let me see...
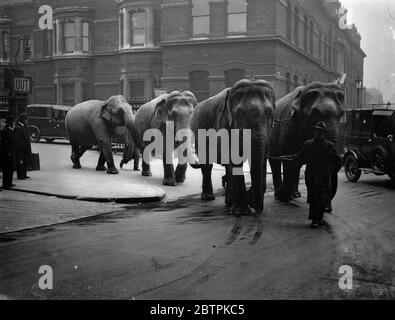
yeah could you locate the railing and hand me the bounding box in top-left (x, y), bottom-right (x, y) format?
top-left (346, 103), bottom-right (395, 110)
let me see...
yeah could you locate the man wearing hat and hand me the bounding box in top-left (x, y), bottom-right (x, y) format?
top-left (282, 121), bottom-right (342, 228)
top-left (1, 116), bottom-right (16, 188)
top-left (14, 113), bottom-right (32, 179)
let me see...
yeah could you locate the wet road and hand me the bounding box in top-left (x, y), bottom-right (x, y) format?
top-left (0, 174), bottom-right (394, 299)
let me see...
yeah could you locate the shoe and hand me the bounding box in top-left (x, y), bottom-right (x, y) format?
top-left (3, 184), bottom-right (16, 189)
top-left (17, 177), bottom-right (26, 180)
top-left (318, 219), bottom-right (328, 226)
top-left (310, 221), bottom-right (319, 229)
top-left (24, 176), bottom-right (31, 179)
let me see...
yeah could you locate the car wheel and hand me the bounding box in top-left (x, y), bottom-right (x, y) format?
top-left (45, 138), bottom-right (54, 143)
top-left (344, 155), bottom-right (361, 182)
top-left (371, 146), bottom-right (389, 172)
top-left (29, 127), bottom-right (41, 143)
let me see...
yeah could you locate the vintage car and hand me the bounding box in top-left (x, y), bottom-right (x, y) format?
top-left (27, 104), bottom-right (72, 143)
top-left (342, 106), bottom-right (395, 182)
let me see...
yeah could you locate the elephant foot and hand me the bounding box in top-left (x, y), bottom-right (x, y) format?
top-left (142, 170), bottom-right (152, 177)
top-left (107, 167), bottom-right (119, 174)
top-left (163, 178), bottom-right (176, 186)
top-left (231, 204), bottom-right (251, 216)
top-left (96, 165), bottom-right (107, 172)
top-left (120, 160), bottom-right (126, 169)
top-left (175, 173), bottom-right (186, 183)
top-left (71, 155), bottom-right (81, 169)
top-left (292, 191), bottom-right (302, 199)
top-left (201, 192), bottom-right (215, 201)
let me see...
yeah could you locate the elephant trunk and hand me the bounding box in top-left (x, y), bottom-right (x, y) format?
top-left (250, 129), bottom-right (267, 214)
top-left (125, 113), bottom-right (143, 151)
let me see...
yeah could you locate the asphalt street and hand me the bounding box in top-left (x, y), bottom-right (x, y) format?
top-left (0, 171), bottom-right (394, 299)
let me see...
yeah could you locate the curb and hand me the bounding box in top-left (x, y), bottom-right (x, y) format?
top-left (5, 188), bottom-right (166, 204)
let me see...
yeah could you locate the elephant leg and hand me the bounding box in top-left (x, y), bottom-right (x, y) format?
top-left (175, 163), bottom-right (187, 183)
top-left (224, 165), bottom-right (232, 207)
top-left (96, 152), bottom-right (107, 171)
top-left (133, 151), bottom-right (140, 171)
top-left (163, 162), bottom-right (176, 186)
top-left (230, 164), bottom-right (250, 216)
top-left (276, 161), bottom-right (296, 203)
top-left (142, 159), bottom-right (152, 176)
top-left (71, 143), bottom-right (82, 169)
top-left (269, 158), bottom-right (282, 200)
top-left (201, 164), bottom-right (215, 201)
top-left (97, 139), bottom-right (118, 174)
top-left (292, 167), bottom-right (302, 198)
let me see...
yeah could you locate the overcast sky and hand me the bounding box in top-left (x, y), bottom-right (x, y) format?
top-left (341, 0), bottom-right (395, 100)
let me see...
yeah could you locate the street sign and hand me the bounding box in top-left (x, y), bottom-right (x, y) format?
top-left (13, 77), bottom-right (31, 93)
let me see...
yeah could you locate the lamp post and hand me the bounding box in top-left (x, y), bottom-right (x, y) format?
top-left (355, 78), bottom-right (362, 109)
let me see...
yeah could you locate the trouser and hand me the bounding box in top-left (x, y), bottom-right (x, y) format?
top-left (2, 165), bottom-right (14, 188)
top-left (16, 156), bottom-right (27, 178)
top-left (309, 202), bottom-right (324, 222)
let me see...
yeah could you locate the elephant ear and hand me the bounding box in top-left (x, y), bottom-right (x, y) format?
top-left (290, 86), bottom-right (304, 123)
top-left (100, 97), bottom-right (114, 123)
top-left (216, 89), bottom-right (232, 129)
top-left (152, 98), bottom-right (169, 128)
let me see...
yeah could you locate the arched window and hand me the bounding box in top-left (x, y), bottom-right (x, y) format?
top-left (225, 69), bottom-right (245, 87)
top-left (192, 0), bottom-right (210, 37)
top-left (189, 70), bottom-right (209, 102)
top-left (131, 10), bottom-right (147, 46)
top-left (286, 1), bottom-right (292, 41)
top-left (285, 73), bottom-right (291, 94)
top-left (294, 7), bottom-right (299, 46)
top-left (228, 0), bottom-right (247, 34)
top-left (303, 16), bottom-right (308, 51)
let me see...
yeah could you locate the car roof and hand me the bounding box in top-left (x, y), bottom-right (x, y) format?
top-left (27, 104), bottom-right (72, 111)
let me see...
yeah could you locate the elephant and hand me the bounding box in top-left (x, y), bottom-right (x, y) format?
top-left (269, 82), bottom-right (345, 203)
top-left (119, 126), bottom-right (141, 171)
top-left (134, 91), bottom-right (197, 186)
top-left (190, 79), bottom-right (276, 215)
top-left (65, 95), bottom-right (139, 174)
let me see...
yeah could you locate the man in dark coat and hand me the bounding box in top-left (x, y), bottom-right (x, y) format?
top-left (285, 121), bottom-right (342, 228)
top-left (1, 116), bottom-right (16, 189)
top-left (14, 113), bottom-right (32, 179)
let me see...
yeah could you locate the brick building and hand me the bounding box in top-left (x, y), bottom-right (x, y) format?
top-left (0, 0), bottom-right (365, 115)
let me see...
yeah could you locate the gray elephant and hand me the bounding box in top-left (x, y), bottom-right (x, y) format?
top-left (134, 91), bottom-right (197, 186)
top-left (190, 79), bottom-right (276, 215)
top-left (269, 82), bottom-right (345, 203)
top-left (65, 95), bottom-right (139, 174)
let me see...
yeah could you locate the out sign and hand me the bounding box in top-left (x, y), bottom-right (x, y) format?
top-left (14, 77), bottom-right (31, 93)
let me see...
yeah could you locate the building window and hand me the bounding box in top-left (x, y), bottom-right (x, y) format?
top-left (23, 37), bottom-right (32, 60)
top-left (82, 84), bottom-right (91, 101)
top-left (303, 79), bottom-right (307, 86)
top-left (294, 7), bottom-right (299, 45)
top-left (2, 31), bottom-right (9, 61)
top-left (228, 0), bottom-right (247, 34)
top-left (303, 16), bottom-right (308, 51)
top-left (225, 69), bottom-right (245, 87)
top-left (318, 32), bottom-right (322, 61)
top-left (129, 80), bottom-right (145, 99)
top-left (293, 75), bottom-right (299, 89)
top-left (189, 70), bottom-right (209, 102)
top-left (82, 22), bottom-right (90, 52)
top-left (119, 13), bottom-right (124, 48)
top-left (309, 21), bottom-right (314, 54)
top-left (192, 0), bottom-right (209, 37)
top-left (64, 21), bottom-right (75, 53)
top-left (62, 83), bottom-right (75, 106)
top-left (43, 30), bottom-right (52, 56)
top-left (285, 73), bottom-right (291, 94)
top-left (286, 1), bottom-right (292, 41)
top-left (131, 11), bottom-right (147, 46)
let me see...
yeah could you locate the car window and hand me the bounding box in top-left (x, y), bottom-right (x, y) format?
top-left (53, 109), bottom-right (66, 121)
top-left (28, 107), bottom-right (52, 118)
top-left (373, 116), bottom-right (394, 137)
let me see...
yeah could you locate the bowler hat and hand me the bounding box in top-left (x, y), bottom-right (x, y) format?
top-left (314, 121), bottom-right (327, 131)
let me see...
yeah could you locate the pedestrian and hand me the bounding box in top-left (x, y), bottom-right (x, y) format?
top-left (282, 121), bottom-right (343, 228)
top-left (14, 113), bottom-right (32, 180)
top-left (1, 116), bottom-right (16, 189)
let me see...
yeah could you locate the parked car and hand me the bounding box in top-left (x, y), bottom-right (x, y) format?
top-left (342, 106), bottom-right (395, 182)
top-left (27, 104), bottom-right (72, 143)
